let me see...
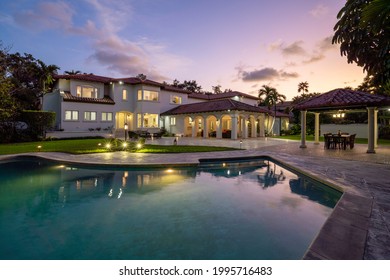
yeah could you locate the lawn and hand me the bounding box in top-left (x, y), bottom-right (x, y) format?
top-left (272, 135), bottom-right (390, 145)
top-left (0, 139), bottom-right (239, 155)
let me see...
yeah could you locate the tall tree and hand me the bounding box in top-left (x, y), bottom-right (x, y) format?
top-left (38, 60), bottom-right (60, 109)
top-left (258, 85), bottom-right (286, 134)
top-left (298, 81), bottom-right (309, 94)
top-left (333, 0), bottom-right (390, 95)
top-left (212, 85), bottom-right (222, 94)
top-left (2, 51), bottom-right (59, 110)
top-left (170, 79), bottom-right (202, 93)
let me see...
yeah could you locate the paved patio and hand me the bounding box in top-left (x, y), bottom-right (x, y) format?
top-left (1, 137), bottom-right (390, 259)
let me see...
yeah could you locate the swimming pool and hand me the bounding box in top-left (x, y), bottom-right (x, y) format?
top-left (0, 157), bottom-right (341, 260)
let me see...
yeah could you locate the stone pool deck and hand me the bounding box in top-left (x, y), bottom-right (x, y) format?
top-left (1, 137), bottom-right (389, 260)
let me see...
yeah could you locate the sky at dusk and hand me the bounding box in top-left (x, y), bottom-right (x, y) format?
top-left (1, 0), bottom-right (366, 100)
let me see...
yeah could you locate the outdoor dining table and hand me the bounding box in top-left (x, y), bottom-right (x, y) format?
top-left (324, 134), bottom-right (352, 150)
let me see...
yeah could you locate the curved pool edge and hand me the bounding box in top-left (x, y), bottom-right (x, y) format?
top-left (0, 152), bottom-right (371, 260)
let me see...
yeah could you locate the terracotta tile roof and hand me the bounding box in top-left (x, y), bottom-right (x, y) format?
top-left (62, 92), bottom-right (115, 105)
top-left (54, 74), bottom-right (112, 83)
top-left (188, 91), bottom-right (258, 100)
top-left (112, 77), bottom-right (163, 87)
top-left (295, 88), bottom-right (390, 110)
top-left (161, 99), bottom-right (268, 116)
top-left (54, 74), bottom-right (189, 93)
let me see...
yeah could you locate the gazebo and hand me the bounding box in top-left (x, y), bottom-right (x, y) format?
top-left (294, 89), bottom-right (390, 153)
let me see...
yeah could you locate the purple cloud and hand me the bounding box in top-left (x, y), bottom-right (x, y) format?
top-left (238, 67), bottom-right (299, 82)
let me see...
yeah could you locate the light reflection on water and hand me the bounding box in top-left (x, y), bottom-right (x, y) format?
top-left (0, 158), bottom-right (341, 260)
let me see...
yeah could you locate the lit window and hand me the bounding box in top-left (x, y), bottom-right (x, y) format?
top-left (144, 113), bottom-right (158, 127)
top-left (65, 110), bottom-right (78, 121)
top-left (122, 89), bottom-right (127, 100)
top-left (144, 90), bottom-right (158, 101)
top-left (138, 90), bottom-right (159, 101)
top-left (102, 112), bottom-right (113, 121)
top-left (170, 117), bottom-right (176, 125)
top-left (137, 113), bottom-right (159, 128)
top-left (84, 111), bottom-right (97, 121)
top-left (76, 85), bottom-right (98, 98)
top-left (170, 95), bottom-right (182, 104)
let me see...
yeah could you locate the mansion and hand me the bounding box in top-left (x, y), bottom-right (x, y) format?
top-left (43, 74), bottom-right (290, 139)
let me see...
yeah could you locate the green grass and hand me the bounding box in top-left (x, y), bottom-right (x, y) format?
top-left (137, 145), bottom-right (238, 153)
top-left (272, 135), bottom-right (390, 145)
top-left (0, 139), bottom-right (238, 155)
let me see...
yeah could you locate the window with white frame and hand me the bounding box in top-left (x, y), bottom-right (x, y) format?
top-left (137, 90), bottom-right (159, 101)
top-left (76, 85), bottom-right (98, 98)
top-left (84, 111), bottom-right (97, 121)
top-left (122, 89), bottom-right (127, 100)
top-left (137, 113), bottom-right (159, 128)
top-left (170, 117), bottom-right (176, 125)
top-left (170, 95), bottom-right (182, 104)
top-left (101, 112), bottom-right (113, 122)
top-left (65, 110), bottom-right (79, 121)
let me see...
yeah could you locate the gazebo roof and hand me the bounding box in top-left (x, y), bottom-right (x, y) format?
top-left (294, 88), bottom-right (390, 111)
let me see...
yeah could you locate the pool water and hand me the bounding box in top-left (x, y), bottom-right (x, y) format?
top-left (0, 157), bottom-right (341, 260)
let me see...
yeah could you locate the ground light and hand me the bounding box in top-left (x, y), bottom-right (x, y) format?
top-left (124, 123), bottom-right (128, 141)
top-left (136, 143), bottom-right (142, 149)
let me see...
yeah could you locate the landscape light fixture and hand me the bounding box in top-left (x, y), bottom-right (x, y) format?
top-left (124, 123), bottom-right (128, 141)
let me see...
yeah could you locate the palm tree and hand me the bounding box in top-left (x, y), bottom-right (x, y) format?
top-left (258, 85), bottom-right (286, 134)
top-left (38, 60), bottom-right (60, 110)
top-left (64, 70), bottom-right (81, 75)
top-left (298, 81), bottom-right (309, 94)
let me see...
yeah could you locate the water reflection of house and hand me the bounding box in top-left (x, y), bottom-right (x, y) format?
top-left (198, 159), bottom-right (267, 178)
top-left (57, 166), bottom-right (197, 204)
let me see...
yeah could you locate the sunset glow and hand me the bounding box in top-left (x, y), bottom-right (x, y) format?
top-left (0, 0), bottom-right (365, 100)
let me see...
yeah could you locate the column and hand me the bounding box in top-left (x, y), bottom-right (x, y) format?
top-left (231, 115), bottom-right (238, 140)
top-left (314, 112), bottom-right (320, 145)
top-left (191, 118), bottom-right (197, 138)
top-left (367, 107), bottom-right (376, 153)
top-left (243, 119), bottom-right (248, 139)
top-left (259, 115), bottom-right (265, 137)
top-left (300, 110), bottom-right (307, 148)
top-left (203, 116), bottom-right (208, 138)
top-left (216, 118), bottom-right (222, 139)
top-left (251, 118), bottom-right (256, 138)
top-left (374, 109), bottom-right (378, 148)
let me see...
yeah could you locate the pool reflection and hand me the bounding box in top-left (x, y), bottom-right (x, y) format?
top-left (0, 157), bottom-right (342, 260)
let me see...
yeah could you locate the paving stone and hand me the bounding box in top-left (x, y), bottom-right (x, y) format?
top-left (1, 138), bottom-right (390, 259)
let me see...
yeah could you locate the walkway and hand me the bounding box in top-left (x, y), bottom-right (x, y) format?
top-left (1, 137), bottom-right (390, 259)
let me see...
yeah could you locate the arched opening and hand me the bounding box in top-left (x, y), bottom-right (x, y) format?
top-left (206, 115), bottom-right (218, 137)
top-left (221, 115), bottom-right (232, 138)
top-left (184, 116), bottom-right (193, 137)
top-left (194, 116), bottom-right (204, 137)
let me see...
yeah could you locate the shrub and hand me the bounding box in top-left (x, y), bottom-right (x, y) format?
top-left (379, 125), bottom-right (390, 139)
top-left (19, 110), bottom-right (55, 141)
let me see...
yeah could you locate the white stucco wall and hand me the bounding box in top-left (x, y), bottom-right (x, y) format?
top-left (320, 124), bottom-right (376, 138)
top-left (60, 102), bottom-right (115, 131)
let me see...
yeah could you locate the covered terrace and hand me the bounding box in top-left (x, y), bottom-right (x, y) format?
top-left (294, 89), bottom-right (390, 153)
top-left (161, 99), bottom-right (270, 140)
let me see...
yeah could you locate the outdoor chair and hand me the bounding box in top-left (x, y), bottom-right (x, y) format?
top-left (323, 133), bottom-right (333, 149)
top-left (152, 130), bottom-right (164, 138)
top-left (347, 134), bottom-right (356, 149)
